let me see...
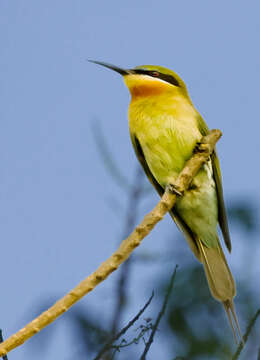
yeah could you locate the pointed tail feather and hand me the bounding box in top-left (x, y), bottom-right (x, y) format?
top-left (223, 300), bottom-right (244, 345)
top-left (197, 238), bottom-right (243, 343)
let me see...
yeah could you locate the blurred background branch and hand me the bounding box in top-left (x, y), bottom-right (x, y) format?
top-left (95, 291), bottom-right (154, 360)
top-left (232, 309), bottom-right (260, 360)
top-left (110, 166), bottom-right (145, 337)
top-left (140, 266), bottom-right (177, 360)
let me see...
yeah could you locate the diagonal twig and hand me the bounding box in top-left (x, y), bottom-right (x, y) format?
top-left (0, 129), bottom-right (222, 358)
top-left (232, 309), bottom-right (260, 360)
top-left (94, 291), bottom-right (154, 360)
top-left (140, 266), bottom-right (178, 359)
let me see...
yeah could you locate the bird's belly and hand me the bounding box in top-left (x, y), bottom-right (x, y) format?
top-left (138, 117), bottom-right (202, 187)
top-left (176, 161), bottom-right (218, 246)
top-left (137, 119), bottom-right (218, 246)
top-left (129, 98), bottom-right (219, 247)
top-left (143, 141), bottom-right (184, 186)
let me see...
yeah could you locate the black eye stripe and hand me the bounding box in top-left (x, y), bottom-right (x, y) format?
top-left (133, 69), bottom-right (179, 87)
top-left (156, 73), bottom-right (179, 87)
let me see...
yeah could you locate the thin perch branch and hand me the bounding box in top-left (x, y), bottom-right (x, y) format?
top-left (0, 129), bottom-right (222, 357)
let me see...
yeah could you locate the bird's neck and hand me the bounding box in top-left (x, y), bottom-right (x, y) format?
top-left (129, 91), bottom-right (193, 114)
top-left (129, 83), bottom-right (174, 99)
top-left (124, 74), bottom-right (180, 100)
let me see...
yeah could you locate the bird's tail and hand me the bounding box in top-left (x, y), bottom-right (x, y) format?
top-left (197, 238), bottom-right (243, 344)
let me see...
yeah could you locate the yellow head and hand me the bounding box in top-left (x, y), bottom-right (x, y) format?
top-left (89, 61), bottom-right (190, 101)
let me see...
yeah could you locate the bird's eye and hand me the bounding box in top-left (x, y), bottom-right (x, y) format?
top-left (151, 71), bottom-right (160, 77)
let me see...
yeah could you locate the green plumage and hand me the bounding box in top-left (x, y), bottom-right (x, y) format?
top-left (129, 92), bottom-right (219, 249)
top-left (91, 60), bottom-right (242, 342)
top-left (126, 64), bottom-right (231, 252)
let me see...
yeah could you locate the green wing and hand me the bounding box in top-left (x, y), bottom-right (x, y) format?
top-left (196, 115), bottom-right (232, 252)
top-left (131, 134), bottom-right (201, 260)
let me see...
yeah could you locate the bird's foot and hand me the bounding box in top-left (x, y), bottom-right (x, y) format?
top-left (166, 183), bottom-right (183, 196)
top-left (194, 141), bottom-right (211, 154)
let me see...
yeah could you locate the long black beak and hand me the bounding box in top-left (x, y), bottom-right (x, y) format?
top-left (88, 60), bottom-right (131, 76)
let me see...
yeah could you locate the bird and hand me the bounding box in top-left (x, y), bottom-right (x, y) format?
top-left (89, 60), bottom-right (243, 343)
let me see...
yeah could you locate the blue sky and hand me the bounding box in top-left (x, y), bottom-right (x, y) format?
top-left (1, 1), bottom-right (260, 359)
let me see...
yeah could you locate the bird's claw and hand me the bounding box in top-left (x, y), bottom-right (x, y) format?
top-left (194, 141), bottom-right (211, 153)
top-left (167, 184), bottom-right (183, 196)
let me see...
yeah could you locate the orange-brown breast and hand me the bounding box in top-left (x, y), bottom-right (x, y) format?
top-left (124, 74), bottom-right (173, 100)
top-left (130, 81), bottom-right (170, 98)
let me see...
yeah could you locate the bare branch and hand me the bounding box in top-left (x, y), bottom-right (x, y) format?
top-left (140, 266), bottom-right (178, 359)
top-left (232, 309), bottom-right (260, 360)
top-left (94, 292), bottom-right (154, 360)
top-left (0, 129), bottom-right (221, 358)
